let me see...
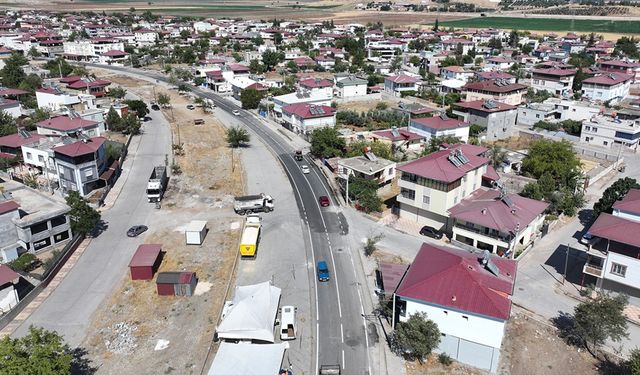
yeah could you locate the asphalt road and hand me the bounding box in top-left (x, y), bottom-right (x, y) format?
top-left (11, 97), bottom-right (171, 346)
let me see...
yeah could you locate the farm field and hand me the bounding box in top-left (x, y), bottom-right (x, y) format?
top-left (439, 16), bottom-right (640, 34)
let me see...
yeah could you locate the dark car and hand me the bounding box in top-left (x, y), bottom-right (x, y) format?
top-left (317, 260), bottom-right (330, 282)
top-left (151, 104), bottom-right (160, 111)
top-left (319, 196), bottom-right (330, 207)
top-left (127, 225), bottom-right (148, 237)
top-left (419, 225), bottom-right (443, 239)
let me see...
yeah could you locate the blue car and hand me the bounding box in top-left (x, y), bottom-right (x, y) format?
top-left (317, 260), bottom-right (330, 282)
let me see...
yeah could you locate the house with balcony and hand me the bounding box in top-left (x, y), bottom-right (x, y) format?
top-left (65, 77), bottom-right (111, 98)
top-left (98, 50), bottom-right (129, 66)
top-left (371, 127), bottom-right (425, 152)
top-left (409, 113), bottom-right (470, 143)
top-left (393, 243), bottom-right (516, 373)
top-left (447, 188), bottom-right (548, 258)
top-left (384, 75), bottom-right (419, 97)
top-left (396, 144), bottom-right (489, 229)
top-left (36, 115), bottom-right (103, 138)
top-left (0, 131), bottom-right (43, 160)
top-left (336, 152), bottom-right (396, 191)
top-left (453, 100), bottom-right (517, 141)
top-left (580, 115), bottom-right (640, 151)
top-left (597, 59), bottom-right (640, 83)
top-left (461, 80), bottom-right (528, 106)
top-left (299, 78), bottom-right (333, 97)
top-left (53, 137), bottom-right (108, 197)
top-left (281, 103), bottom-right (336, 135)
top-left (531, 68), bottom-right (576, 97)
top-left (581, 73), bottom-right (632, 104)
top-left (441, 66), bottom-right (474, 83)
top-left (583, 189), bottom-right (640, 293)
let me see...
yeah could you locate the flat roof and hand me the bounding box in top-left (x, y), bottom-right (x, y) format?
top-left (339, 155), bottom-right (395, 175)
top-left (129, 244), bottom-right (161, 268)
top-left (1, 180), bottom-right (70, 227)
top-left (185, 220), bottom-right (207, 232)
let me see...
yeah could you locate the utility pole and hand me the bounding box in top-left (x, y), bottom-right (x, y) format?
top-left (345, 173), bottom-right (349, 205)
top-left (563, 243), bottom-right (570, 285)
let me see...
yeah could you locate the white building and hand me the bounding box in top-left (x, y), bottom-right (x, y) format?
top-left (53, 137), bottom-right (108, 197)
top-left (409, 113), bottom-right (470, 143)
top-left (581, 115), bottom-right (640, 151)
top-left (581, 73), bottom-right (632, 104)
top-left (134, 29), bottom-right (158, 46)
top-left (63, 39), bottom-right (125, 59)
top-left (516, 98), bottom-right (601, 127)
top-left (281, 103), bottom-right (336, 135)
top-left (0, 264), bottom-right (19, 313)
top-left (394, 243), bottom-right (516, 373)
top-left (335, 76), bottom-right (368, 98)
top-left (530, 68), bottom-right (576, 97)
top-left (337, 153), bottom-right (396, 188)
top-left (272, 90), bottom-right (333, 116)
top-left (0, 97), bottom-right (21, 118)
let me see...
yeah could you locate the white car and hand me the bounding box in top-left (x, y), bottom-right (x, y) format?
top-left (301, 165), bottom-right (310, 174)
top-left (232, 109), bottom-right (240, 116)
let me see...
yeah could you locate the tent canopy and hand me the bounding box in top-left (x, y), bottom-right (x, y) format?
top-left (216, 281), bottom-right (281, 342)
top-left (208, 342), bottom-right (288, 375)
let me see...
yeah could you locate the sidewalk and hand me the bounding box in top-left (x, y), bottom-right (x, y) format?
top-left (100, 134), bottom-right (142, 211)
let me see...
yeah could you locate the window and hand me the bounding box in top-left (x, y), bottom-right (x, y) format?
top-left (422, 195), bottom-right (430, 205)
top-left (38, 155), bottom-right (44, 163)
top-left (603, 141), bottom-right (608, 146)
top-left (592, 127), bottom-right (598, 133)
top-left (400, 188), bottom-right (415, 200)
top-left (54, 230), bottom-right (70, 243)
top-left (30, 221), bottom-right (49, 235)
top-left (611, 263), bottom-right (627, 277)
top-left (585, 126), bottom-right (590, 131)
top-left (26, 152), bottom-right (32, 160)
top-left (51, 215), bottom-right (67, 227)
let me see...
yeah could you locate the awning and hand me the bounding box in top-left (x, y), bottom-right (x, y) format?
top-left (208, 342), bottom-right (288, 375)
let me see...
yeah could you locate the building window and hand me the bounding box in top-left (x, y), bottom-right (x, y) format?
top-left (54, 230), bottom-right (70, 243)
top-left (400, 188), bottom-right (415, 200)
top-left (30, 221), bottom-right (49, 235)
top-left (26, 152), bottom-right (32, 159)
top-left (611, 263), bottom-right (627, 277)
top-left (38, 155), bottom-right (44, 163)
top-left (592, 127), bottom-right (598, 133)
top-left (585, 126), bottom-right (590, 131)
top-left (33, 237), bottom-right (51, 251)
top-left (422, 195), bottom-right (430, 206)
top-left (603, 141), bottom-right (608, 146)
top-left (51, 215), bottom-right (67, 227)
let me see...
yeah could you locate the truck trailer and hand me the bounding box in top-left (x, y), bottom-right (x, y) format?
top-left (233, 193), bottom-right (274, 215)
top-left (147, 166), bottom-right (168, 202)
top-left (239, 214), bottom-right (261, 258)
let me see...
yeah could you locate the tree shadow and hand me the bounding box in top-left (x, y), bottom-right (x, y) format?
top-left (551, 311), bottom-right (582, 347)
top-left (597, 356), bottom-right (629, 375)
top-left (71, 347), bottom-right (98, 375)
top-left (578, 208), bottom-right (594, 227)
top-left (90, 220), bottom-right (109, 238)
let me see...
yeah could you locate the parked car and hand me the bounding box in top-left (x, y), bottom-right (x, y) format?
top-left (319, 196), bottom-right (330, 207)
top-left (232, 109), bottom-right (240, 116)
top-left (317, 260), bottom-right (330, 282)
top-left (419, 225), bottom-right (443, 239)
top-left (151, 104), bottom-right (160, 111)
top-left (127, 225), bottom-right (148, 237)
top-left (301, 165), bottom-right (310, 174)
top-left (186, 104), bottom-right (195, 110)
top-left (580, 232), bottom-right (596, 245)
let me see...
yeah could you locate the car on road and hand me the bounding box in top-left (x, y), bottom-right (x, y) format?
top-left (186, 104), bottom-right (195, 110)
top-left (127, 225), bottom-right (148, 237)
top-left (232, 109), bottom-right (240, 116)
top-left (318, 196), bottom-right (330, 207)
top-left (301, 165), bottom-right (310, 174)
top-left (419, 225), bottom-right (443, 239)
top-left (317, 260), bottom-right (330, 282)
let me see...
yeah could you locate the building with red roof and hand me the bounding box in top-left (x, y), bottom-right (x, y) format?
top-left (462, 80), bottom-right (528, 106)
top-left (384, 74), bottom-right (420, 97)
top-left (299, 78), bottom-right (333, 97)
top-left (0, 131), bottom-right (42, 159)
top-left (66, 78), bottom-right (111, 97)
top-left (397, 144), bottom-right (489, 229)
top-left (53, 137), bottom-right (108, 196)
top-left (583, 188), bottom-right (640, 291)
top-left (37, 115), bottom-right (101, 137)
top-left (394, 243), bottom-right (516, 373)
top-left (372, 127), bottom-right (425, 152)
top-left (281, 103), bottom-right (336, 135)
top-left (0, 264), bottom-right (20, 312)
top-left (531, 67), bottom-right (577, 97)
top-left (453, 100), bottom-right (518, 141)
top-left (581, 72), bottom-right (631, 104)
top-left (409, 113), bottom-right (470, 142)
top-left (597, 59), bottom-right (640, 83)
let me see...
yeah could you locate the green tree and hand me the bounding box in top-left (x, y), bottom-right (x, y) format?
top-left (393, 312), bottom-right (441, 362)
top-left (423, 135), bottom-right (462, 155)
top-left (273, 32), bottom-right (283, 45)
top-left (521, 182), bottom-right (544, 201)
top-left (615, 36), bottom-right (639, 59)
top-left (107, 86), bottom-right (127, 99)
top-left (593, 177), bottom-right (640, 218)
top-left (310, 127), bottom-right (346, 158)
top-left (572, 68), bottom-right (588, 93)
top-left (122, 113), bottom-right (141, 135)
top-left (286, 60), bottom-right (298, 73)
top-left (226, 126), bottom-right (250, 147)
top-left (628, 349), bottom-right (640, 375)
top-left (44, 57), bottom-right (73, 77)
top-left (488, 145), bottom-right (508, 168)
top-left (521, 139), bottom-right (581, 190)
top-left (157, 93), bottom-right (171, 108)
top-left (240, 88), bottom-right (263, 110)
top-left (409, 55), bottom-right (420, 66)
top-left (508, 30), bottom-right (520, 48)
top-left (249, 59), bottom-right (265, 74)
top-left (573, 292), bottom-right (628, 356)
top-left (27, 46), bottom-right (41, 58)
top-left (487, 37), bottom-right (502, 51)
top-left (65, 191), bottom-right (100, 235)
top-left (0, 110), bottom-right (17, 136)
top-left (0, 326), bottom-right (74, 374)
top-left (349, 175), bottom-right (382, 213)
top-left (123, 99), bottom-right (149, 118)
top-left (0, 53), bottom-right (27, 88)
top-left (262, 51), bottom-right (284, 71)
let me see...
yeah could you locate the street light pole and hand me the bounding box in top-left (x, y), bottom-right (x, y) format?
top-left (563, 243), bottom-right (570, 285)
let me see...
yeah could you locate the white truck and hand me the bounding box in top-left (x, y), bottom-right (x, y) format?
top-left (233, 193), bottom-right (274, 215)
top-left (280, 305), bottom-right (296, 340)
top-left (147, 166), bottom-right (168, 203)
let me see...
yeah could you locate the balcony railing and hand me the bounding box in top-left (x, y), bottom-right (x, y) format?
top-left (583, 263), bottom-right (604, 278)
top-left (454, 223), bottom-right (510, 243)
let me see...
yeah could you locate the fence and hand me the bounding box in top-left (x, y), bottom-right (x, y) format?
top-left (0, 233), bottom-right (85, 330)
top-left (96, 135), bottom-right (132, 207)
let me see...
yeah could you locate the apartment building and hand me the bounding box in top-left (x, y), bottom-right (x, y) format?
top-left (280, 103), bottom-right (336, 135)
top-left (453, 100), bottom-right (517, 141)
top-left (517, 98), bottom-right (601, 127)
top-left (53, 137), bottom-right (108, 197)
top-left (580, 115), bottom-right (640, 151)
top-left (530, 68), bottom-right (576, 97)
top-left (581, 73), bottom-right (632, 104)
top-left (462, 80), bottom-right (528, 106)
top-left (396, 144), bottom-right (489, 229)
top-left (597, 59), bottom-right (640, 83)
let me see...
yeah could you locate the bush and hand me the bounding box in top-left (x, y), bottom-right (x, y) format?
top-left (438, 353), bottom-right (453, 366)
top-left (400, 90), bottom-right (417, 98)
top-left (8, 253), bottom-right (39, 272)
top-left (43, 250), bottom-right (62, 272)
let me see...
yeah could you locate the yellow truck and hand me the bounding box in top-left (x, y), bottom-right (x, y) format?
top-left (239, 214), bottom-right (261, 258)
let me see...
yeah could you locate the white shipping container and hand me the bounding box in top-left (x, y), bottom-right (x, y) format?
top-left (185, 220), bottom-right (207, 245)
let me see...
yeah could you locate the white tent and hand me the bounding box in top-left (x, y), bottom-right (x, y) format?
top-left (216, 281), bottom-right (281, 342)
top-left (208, 342), bottom-right (289, 375)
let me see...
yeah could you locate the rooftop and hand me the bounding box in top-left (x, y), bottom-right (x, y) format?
top-left (396, 243), bottom-right (517, 321)
top-left (0, 264), bottom-right (19, 286)
top-left (1, 180), bottom-right (70, 228)
top-left (281, 103), bottom-right (335, 119)
top-left (583, 73), bottom-right (633, 86)
top-left (455, 100), bottom-right (516, 113)
top-left (411, 114), bottom-right (469, 130)
top-left (463, 80), bottom-right (528, 94)
top-left (589, 212), bottom-right (640, 248)
top-left (613, 189), bottom-right (640, 216)
top-left (129, 244), bottom-right (162, 268)
top-left (398, 144), bottom-right (489, 183)
top-left (53, 137), bottom-right (106, 157)
top-left (338, 154), bottom-right (395, 175)
top-left (38, 116), bottom-right (98, 132)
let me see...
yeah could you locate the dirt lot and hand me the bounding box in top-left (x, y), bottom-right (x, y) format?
top-left (339, 99), bottom-right (399, 114)
top-left (81, 71), bottom-right (244, 374)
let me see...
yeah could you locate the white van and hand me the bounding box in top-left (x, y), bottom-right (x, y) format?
top-left (280, 305), bottom-right (296, 340)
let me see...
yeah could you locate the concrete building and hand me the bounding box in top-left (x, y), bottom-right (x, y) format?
top-left (583, 189), bottom-right (640, 293)
top-left (53, 137), bottom-right (108, 197)
top-left (0, 264), bottom-right (20, 313)
top-left (580, 115), bottom-right (640, 151)
top-left (335, 76), bottom-right (368, 98)
top-left (280, 103), bottom-right (336, 135)
top-left (371, 128), bottom-right (426, 152)
top-left (453, 100), bottom-right (517, 141)
top-left (272, 90), bottom-right (333, 117)
top-left (516, 98), bottom-right (601, 127)
top-left (394, 243), bottom-right (516, 373)
top-left (0, 97), bottom-right (21, 118)
top-left (396, 144), bottom-right (489, 229)
top-left (597, 59), bottom-right (640, 83)
top-left (441, 66), bottom-right (474, 83)
top-left (337, 152), bottom-right (396, 188)
top-left (530, 68), bottom-right (576, 97)
top-left (462, 80), bottom-right (528, 106)
top-left (448, 188), bottom-right (548, 257)
top-left (409, 113), bottom-right (470, 143)
top-left (581, 73), bottom-right (632, 104)
top-left (36, 115), bottom-right (103, 138)
top-left (63, 38), bottom-right (125, 60)
top-left (384, 75), bottom-right (419, 97)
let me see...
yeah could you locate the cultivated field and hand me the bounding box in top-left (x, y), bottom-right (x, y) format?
top-left (439, 16), bottom-right (640, 34)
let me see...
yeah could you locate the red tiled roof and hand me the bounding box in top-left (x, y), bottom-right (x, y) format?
top-left (60, 75), bottom-right (82, 84)
top-left (0, 88), bottom-right (29, 96)
top-left (463, 80), bottom-right (528, 94)
top-left (396, 243), bottom-right (516, 321)
top-left (67, 79), bottom-right (111, 89)
top-left (612, 189), bottom-right (640, 215)
top-left (52, 137), bottom-right (106, 157)
top-left (101, 49), bottom-right (128, 57)
top-left (282, 103), bottom-right (335, 119)
top-left (299, 78), bottom-right (332, 88)
top-left (589, 213), bottom-right (640, 248)
top-left (373, 128), bottom-right (424, 142)
top-left (532, 68), bottom-right (577, 76)
top-left (0, 132), bottom-right (42, 148)
top-left (129, 244), bottom-right (161, 268)
top-left (442, 38), bottom-right (473, 45)
top-left (386, 74), bottom-right (419, 84)
top-left (411, 115), bottom-right (469, 130)
top-left (229, 64), bottom-right (250, 72)
top-left (583, 73), bottom-right (632, 86)
top-left (443, 66), bottom-right (465, 73)
top-left (0, 200), bottom-right (19, 215)
top-left (448, 188), bottom-right (548, 234)
top-left (379, 262), bottom-right (408, 294)
top-left (0, 264), bottom-right (19, 286)
top-left (455, 100), bottom-right (516, 113)
top-left (483, 165), bottom-right (500, 182)
top-left (398, 144), bottom-right (489, 183)
top-left (598, 59), bottom-right (640, 69)
top-left (477, 71), bottom-right (515, 80)
top-left (38, 116), bottom-right (98, 132)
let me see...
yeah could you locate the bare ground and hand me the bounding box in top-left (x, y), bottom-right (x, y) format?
top-left (81, 71), bottom-right (245, 374)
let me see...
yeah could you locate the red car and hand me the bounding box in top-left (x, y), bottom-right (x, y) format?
top-left (318, 196), bottom-right (330, 207)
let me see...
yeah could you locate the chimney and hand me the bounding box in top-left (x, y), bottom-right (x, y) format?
top-left (481, 208), bottom-right (487, 215)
